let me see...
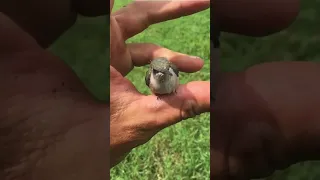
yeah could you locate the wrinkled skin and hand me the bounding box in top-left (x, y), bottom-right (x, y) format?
top-left (212, 0), bottom-right (320, 179)
top-left (0, 1), bottom-right (108, 179)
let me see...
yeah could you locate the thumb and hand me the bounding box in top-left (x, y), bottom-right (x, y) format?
top-left (140, 81), bottom-right (210, 129)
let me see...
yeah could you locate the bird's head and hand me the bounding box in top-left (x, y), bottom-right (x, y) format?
top-left (150, 57), bottom-right (173, 81)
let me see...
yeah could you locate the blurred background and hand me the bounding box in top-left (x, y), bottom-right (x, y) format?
top-left (49, 16), bottom-right (109, 102)
top-left (220, 0), bottom-right (320, 179)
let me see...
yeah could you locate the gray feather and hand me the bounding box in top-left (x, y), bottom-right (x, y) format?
top-left (151, 57), bottom-right (170, 72)
top-left (145, 69), bottom-right (150, 87)
top-left (170, 63), bottom-right (179, 77)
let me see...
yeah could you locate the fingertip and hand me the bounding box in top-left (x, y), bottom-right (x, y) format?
top-left (177, 81), bottom-right (211, 111)
top-left (178, 0), bottom-right (210, 13)
top-left (170, 55), bottom-right (205, 73)
top-left (189, 55), bottom-right (205, 68)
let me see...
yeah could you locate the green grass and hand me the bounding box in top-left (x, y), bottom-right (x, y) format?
top-left (220, 0), bottom-right (320, 179)
top-left (110, 1), bottom-right (210, 180)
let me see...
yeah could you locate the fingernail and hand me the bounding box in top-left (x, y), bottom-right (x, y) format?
top-left (190, 56), bottom-right (204, 62)
top-left (190, 56), bottom-right (202, 59)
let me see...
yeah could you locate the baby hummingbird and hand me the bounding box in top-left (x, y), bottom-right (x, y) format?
top-left (145, 57), bottom-right (179, 96)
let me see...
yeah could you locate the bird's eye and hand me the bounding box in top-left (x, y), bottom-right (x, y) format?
top-left (153, 69), bottom-right (159, 74)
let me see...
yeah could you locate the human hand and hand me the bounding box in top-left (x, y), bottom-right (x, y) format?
top-left (211, 0), bottom-right (304, 179)
top-left (0, 0), bottom-right (107, 47)
top-left (211, 61), bottom-right (320, 179)
top-left (0, 13), bottom-right (108, 180)
top-left (110, 0), bottom-right (210, 166)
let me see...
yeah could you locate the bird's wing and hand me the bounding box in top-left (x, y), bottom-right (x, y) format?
top-left (145, 69), bottom-right (151, 87)
top-left (170, 63), bottom-right (179, 77)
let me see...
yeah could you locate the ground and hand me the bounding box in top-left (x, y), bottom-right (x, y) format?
top-left (49, 0), bottom-right (320, 179)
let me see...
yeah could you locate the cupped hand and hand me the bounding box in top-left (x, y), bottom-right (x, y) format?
top-left (110, 0), bottom-right (210, 166)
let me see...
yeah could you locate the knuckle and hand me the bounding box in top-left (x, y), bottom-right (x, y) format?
top-left (180, 99), bottom-right (201, 120)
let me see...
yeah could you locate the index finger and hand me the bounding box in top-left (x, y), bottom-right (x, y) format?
top-left (113, 0), bottom-right (210, 40)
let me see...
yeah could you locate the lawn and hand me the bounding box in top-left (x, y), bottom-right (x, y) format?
top-left (110, 1), bottom-right (210, 180)
top-left (220, 0), bottom-right (320, 179)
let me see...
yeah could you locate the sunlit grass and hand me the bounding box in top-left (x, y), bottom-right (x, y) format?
top-left (110, 1), bottom-right (210, 179)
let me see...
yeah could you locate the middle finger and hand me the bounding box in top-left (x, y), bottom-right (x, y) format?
top-left (128, 43), bottom-right (204, 74)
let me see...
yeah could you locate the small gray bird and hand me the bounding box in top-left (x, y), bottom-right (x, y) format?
top-left (145, 57), bottom-right (179, 96)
